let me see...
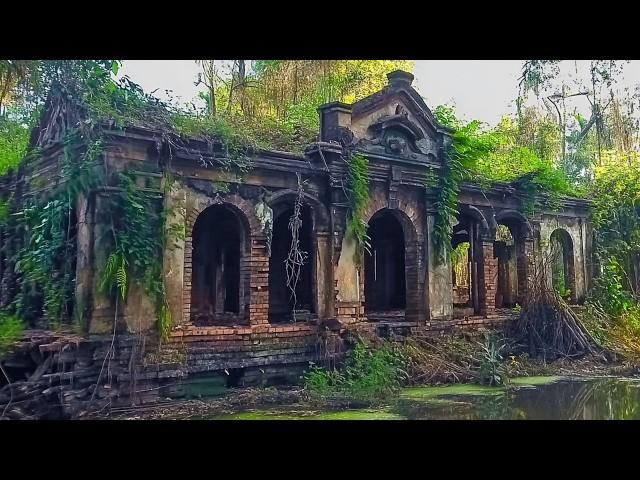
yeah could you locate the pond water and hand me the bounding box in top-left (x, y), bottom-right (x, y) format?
top-left (206, 376), bottom-right (640, 420)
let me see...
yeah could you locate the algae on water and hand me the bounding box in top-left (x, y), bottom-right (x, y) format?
top-left (211, 409), bottom-right (404, 420)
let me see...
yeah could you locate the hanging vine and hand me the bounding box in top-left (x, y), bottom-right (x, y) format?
top-left (12, 131), bottom-right (103, 327)
top-left (345, 153), bottom-right (371, 267)
top-left (285, 173), bottom-right (308, 322)
top-left (99, 170), bottom-right (183, 343)
top-left (430, 108), bottom-right (497, 264)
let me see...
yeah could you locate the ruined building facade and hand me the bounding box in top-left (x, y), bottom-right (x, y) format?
top-left (0, 71), bottom-right (592, 386)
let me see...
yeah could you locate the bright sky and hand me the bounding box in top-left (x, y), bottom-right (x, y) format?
top-left (118, 60), bottom-right (640, 127)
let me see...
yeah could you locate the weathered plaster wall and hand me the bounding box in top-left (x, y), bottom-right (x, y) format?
top-left (163, 180), bottom-right (187, 327)
top-left (334, 234), bottom-right (360, 303)
top-left (426, 214), bottom-right (453, 320)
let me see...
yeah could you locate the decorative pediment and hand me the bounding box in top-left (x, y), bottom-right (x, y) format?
top-left (345, 71), bottom-right (450, 164)
top-left (354, 105), bottom-right (439, 162)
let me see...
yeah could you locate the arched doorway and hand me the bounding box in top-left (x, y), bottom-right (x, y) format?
top-left (269, 204), bottom-right (315, 323)
top-left (550, 229), bottom-right (576, 302)
top-left (494, 224), bottom-right (517, 308)
top-left (364, 210), bottom-right (406, 319)
top-left (451, 214), bottom-right (482, 316)
top-left (451, 239), bottom-right (471, 309)
top-left (494, 211), bottom-right (534, 308)
top-left (190, 204), bottom-right (246, 326)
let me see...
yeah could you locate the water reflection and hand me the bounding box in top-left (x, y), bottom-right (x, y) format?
top-left (205, 377), bottom-right (640, 420)
top-left (396, 378), bottom-right (640, 420)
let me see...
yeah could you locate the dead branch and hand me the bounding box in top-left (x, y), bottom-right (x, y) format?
top-left (285, 173), bottom-right (309, 322)
top-left (509, 252), bottom-right (606, 361)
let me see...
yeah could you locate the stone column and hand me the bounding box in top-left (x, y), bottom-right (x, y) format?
top-left (516, 237), bottom-right (535, 307)
top-left (315, 231), bottom-right (332, 320)
top-left (334, 233), bottom-right (365, 324)
top-left (477, 239), bottom-right (497, 316)
top-left (89, 193), bottom-right (117, 334)
top-left (425, 213), bottom-right (453, 321)
top-left (163, 181), bottom-right (186, 326)
top-left (74, 193), bottom-right (94, 331)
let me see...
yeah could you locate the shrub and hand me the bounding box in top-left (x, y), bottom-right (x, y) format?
top-left (476, 333), bottom-right (508, 386)
top-left (0, 313), bottom-right (23, 358)
top-left (303, 340), bottom-right (407, 405)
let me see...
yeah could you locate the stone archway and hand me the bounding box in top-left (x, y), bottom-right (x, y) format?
top-left (452, 206), bottom-right (496, 316)
top-left (364, 209), bottom-right (406, 313)
top-left (183, 193), bottom-right (270, 327)
top-left (189, 203), bottom-right (249, 326)
top-left (362, 207), bottom-right (422, 323)
top-left (494, 210), bottom-right (535, 308)
top-left (267, 189), bottom-right (331, 322)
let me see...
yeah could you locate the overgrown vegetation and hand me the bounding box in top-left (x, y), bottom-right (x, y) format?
top-left (345, 153), bottom-right (371, 267)
top-left (430, 104), bottom-right (577, 263)
top-left (1, 58), bottom-right (640, 368)
top-left (0, 312), bottom-right (22, 359)
top-left (304, 340), bottom-right (407, 405)
top-left (0, 61), bottom-right (184, 340)
top-left (194, 60), bottom-right (413, 145)
top-left (12, 133), bottom-right (102, 328)
top-left (99, 171), bottom-right (181, 342)
top-left (477, 334), bottom-right (508, 386)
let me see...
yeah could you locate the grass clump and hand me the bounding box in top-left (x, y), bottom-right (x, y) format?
top-left (0, 312), bottom-right (23, 358)
top-left (303, 340), bottom-right (407, 406)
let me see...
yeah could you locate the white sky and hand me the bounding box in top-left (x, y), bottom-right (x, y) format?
top-left (117, 60), bottom-right (640, 127)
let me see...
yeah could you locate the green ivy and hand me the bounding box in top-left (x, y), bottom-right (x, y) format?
top-left (99, 171), bottom-right (183, 343)
top-left (430, 109), bottom-right (496, 263)
top-left (345, 153), bottom-right (371, 267)
top-left (0, 312), bottom-right (23, 359)
top-left (430, 105), bottom-right (578, 262)
top-left (12, 134), bottom-right (102, 327)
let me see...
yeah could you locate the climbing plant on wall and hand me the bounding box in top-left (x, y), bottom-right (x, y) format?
top-left (430, 104), bottom-right (577, 262)
top-left (99, 171), bottom-right (184, 342)
top-left (13, 132), bottom-right (103, 327)
top-left (430, 107), bottom-right (496, 262)
top-left (345, 153), bottom-right (371, 267)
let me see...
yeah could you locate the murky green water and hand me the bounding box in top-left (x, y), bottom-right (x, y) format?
top-left (206, 376), bottom-right (640, 420)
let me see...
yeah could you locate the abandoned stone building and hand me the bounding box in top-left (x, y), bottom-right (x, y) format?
top-left (0, 70), bottom-right (592, 400)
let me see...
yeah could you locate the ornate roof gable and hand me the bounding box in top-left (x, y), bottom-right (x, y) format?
top-left (324, 70), bottom-right (452, 165)
top-left (351, 70), bottom-right (450, 163)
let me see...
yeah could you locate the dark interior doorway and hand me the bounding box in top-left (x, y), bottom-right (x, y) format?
top-left (364, 210), bottom-right (406, 314)
top-left (269, 205), bottom-right (314, 323)
top-left (191, 205), bottom-right (243, 325)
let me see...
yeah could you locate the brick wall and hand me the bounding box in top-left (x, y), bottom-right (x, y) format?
top-left (183, 194), bottom-right (269, 327)
top-left (477, 240), bottom-right (497, 315)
